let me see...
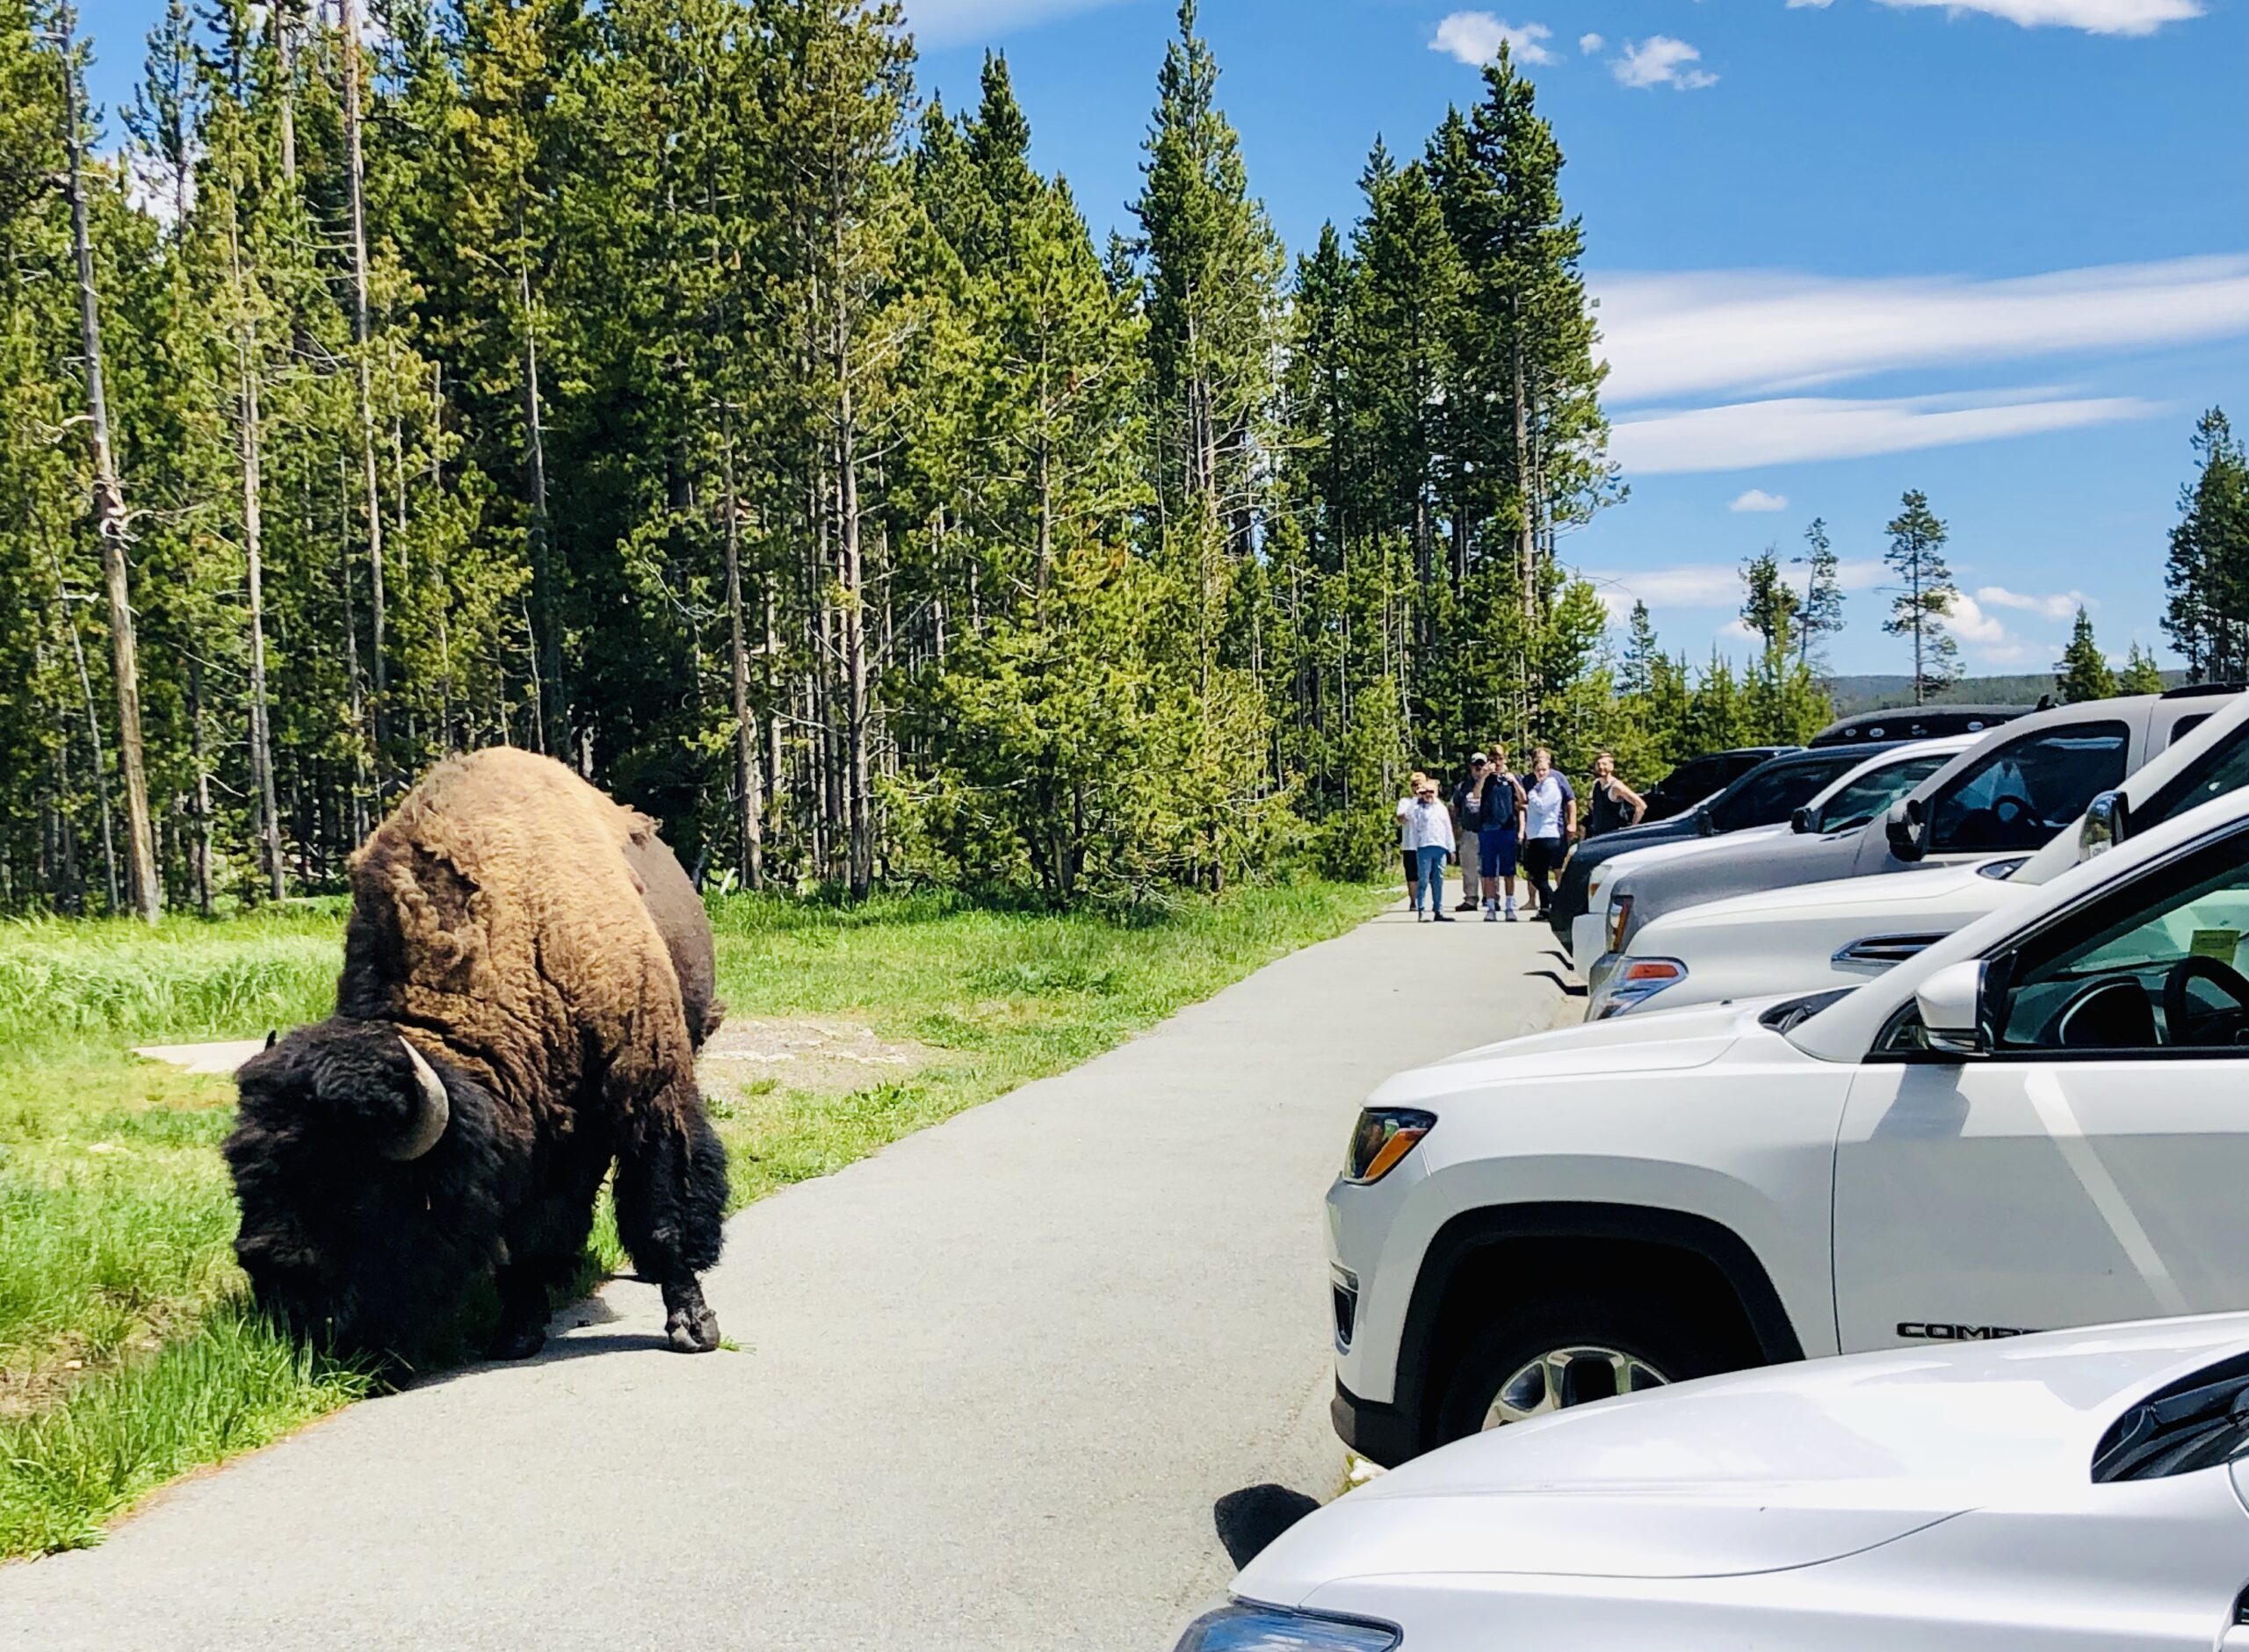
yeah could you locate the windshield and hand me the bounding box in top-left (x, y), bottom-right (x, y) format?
top-left (1710, 754), bottom-right (1863, 832)
top-left (1927, 723), bottom-right (2130, 854)
top-left (2134, 718), bottom-right (2249, 835)
top-left (1812, 751), bottom-right (1952, 833)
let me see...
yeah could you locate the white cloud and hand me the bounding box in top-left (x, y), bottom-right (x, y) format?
top-left (1943, 602), bottom-right (2057, 667)
top-left (1611, 389), bottom-right (2159, 474)
top-left (1875, 0), bottom-right (2199, 35)
top-left (1785, 0), bottom-right (1834, 8)
top-left (1595, 256), bottom-right (2249, 406)
top-left (1582, 557), bottom-right (1884, 620)
top-left (901, 0), bottom-right (1121, 46)
top-left (1579, 31), bottom-right (1606, 51)
top-left (1976, 585), bottom-right (2095, 622)
top-left (1938, 592), bottom-right (2011, 646)
top-left (1730, 488), bottom-right (1790, 513)
top-left (1433, 11), bottom-right (1557, 65)
top-left (1612, 36), bottom-right (1717, 90)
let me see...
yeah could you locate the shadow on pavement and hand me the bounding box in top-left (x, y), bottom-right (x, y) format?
top-left (1212, 1483), bottom-right (1322, 1569)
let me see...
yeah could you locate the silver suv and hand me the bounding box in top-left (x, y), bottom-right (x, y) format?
top-left (1601, 689), bottom-right (2238, 962)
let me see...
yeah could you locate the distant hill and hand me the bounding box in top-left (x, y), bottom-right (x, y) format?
top-left (1820, 671), bottom-right (2189, 717)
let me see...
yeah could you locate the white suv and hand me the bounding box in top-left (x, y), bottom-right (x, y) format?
top-left (1330, 783), bottom-right (2249, 1466)
top-left (1589, 685), bottom-right (2249, 1020)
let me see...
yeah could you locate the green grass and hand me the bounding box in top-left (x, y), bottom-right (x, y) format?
top-left (0, 878), bottom-right (1387, 1559)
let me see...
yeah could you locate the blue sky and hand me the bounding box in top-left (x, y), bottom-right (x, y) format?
top-left (77, 0), bottom-right (2249, 676)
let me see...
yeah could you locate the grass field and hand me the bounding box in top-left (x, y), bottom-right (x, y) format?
top-left (0, 879), bottom-right (1387, 1559)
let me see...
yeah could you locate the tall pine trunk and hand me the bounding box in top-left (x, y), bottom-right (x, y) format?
top-left (229, 211), bottom-right (285, 903)
top-left (720, 424), bottom-right (763, 889)
top-left (340, 0), bottom-right (387, 790)
top-left (60, 6), bottom-right (159, 922)
top-left (519, 262), bottom-right (560, 756)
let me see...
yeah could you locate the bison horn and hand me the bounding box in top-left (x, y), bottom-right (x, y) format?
top-left (386, 1035), bottom-right (451, 1161)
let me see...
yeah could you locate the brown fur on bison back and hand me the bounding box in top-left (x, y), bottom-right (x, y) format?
top-left (336, 747), bottom-right (701, 1134)
top-left (622, 827), bottom-right (726, 1048)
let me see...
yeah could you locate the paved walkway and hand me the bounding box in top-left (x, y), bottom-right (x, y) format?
top-left (2, 905), bottom-right (1571, 1652)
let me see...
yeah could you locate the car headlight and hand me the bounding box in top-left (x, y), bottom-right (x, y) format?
top-left (1344, 1107), bottom-right (1436, 1184)
top-left (1606, 893), bottom-right (1634, 953)
top-left (1591, 957), bottom-right (1686, 1020)
top-left (1174, 1602), bottom-right (1400, 1651)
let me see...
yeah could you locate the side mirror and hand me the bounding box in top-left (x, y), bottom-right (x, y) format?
top-left (1915, 959), bottom-right (1989, 1058)
top-left (2079, 789), bottom-right (2129, 860)
top-left (1790, 804), bottom-right (1817, 834)
top-left (1695, 804), bottom-right (1717, 838)
top-left (1886, 796), bottom-right (1928, 863)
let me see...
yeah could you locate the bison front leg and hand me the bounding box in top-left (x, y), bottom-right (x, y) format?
top-left (612, 1086), bottom-right (729, 1353)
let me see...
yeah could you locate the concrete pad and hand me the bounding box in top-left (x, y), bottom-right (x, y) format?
top-left (4, 907), bottom-right (1566, 1652)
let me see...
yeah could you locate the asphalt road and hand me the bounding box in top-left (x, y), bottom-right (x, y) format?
top-left (1, 903), bottom-right (1571, 1652)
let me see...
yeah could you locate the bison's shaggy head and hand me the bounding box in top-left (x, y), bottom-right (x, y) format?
top-left (225, 1019), bottom-right (514, 1363)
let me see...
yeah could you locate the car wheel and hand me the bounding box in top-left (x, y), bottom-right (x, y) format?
top-left (1434, 1290), bottom-right (1737, 1446)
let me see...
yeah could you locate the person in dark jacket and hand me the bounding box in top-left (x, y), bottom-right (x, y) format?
top-left (1450, 754), bottom-right (1493, 913)
top-left (1476, 744), bottom-right (1529, 922)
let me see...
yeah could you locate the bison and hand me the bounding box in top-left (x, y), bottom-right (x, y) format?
top-left (225, 747), bottom-right (731, 1366)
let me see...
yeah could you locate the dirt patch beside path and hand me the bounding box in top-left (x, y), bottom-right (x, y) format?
top-left (698, 1018), bottom-right (940, 1094)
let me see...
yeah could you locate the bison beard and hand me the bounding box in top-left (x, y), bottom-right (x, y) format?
top-left (225, 748), bottom-right (730, 1367)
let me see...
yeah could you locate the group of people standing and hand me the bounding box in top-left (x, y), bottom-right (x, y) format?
top-left (1396, 748), bottom-right (1646, 924)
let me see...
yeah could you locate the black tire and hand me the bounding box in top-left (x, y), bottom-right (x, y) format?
top-left (1433, 1288), bottom-right (1748, 1448)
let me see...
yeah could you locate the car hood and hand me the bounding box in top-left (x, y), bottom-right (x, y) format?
top-left (1242, 1316), bottom-right (2249, 1598)
top-left (1593, 825), bottom-right (1789, 887)
top-left (1367, 1004), bottom-right (1752, 1102)
top-left (1650, 859), bottom-right (2012, 934)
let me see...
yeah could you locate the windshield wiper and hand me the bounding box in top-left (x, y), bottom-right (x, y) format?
top-left (2094, 1357), bottom-right (2249, 1482)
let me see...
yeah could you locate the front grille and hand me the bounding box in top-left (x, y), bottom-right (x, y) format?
top-left (1331, 1270), bottom-right (1359, 1350)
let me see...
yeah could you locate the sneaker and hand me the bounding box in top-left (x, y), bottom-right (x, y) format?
top-left (1434, 912), bottom-right (1456, 923)
top-left (1415, 909), bottom-right (1427, 923)
top-left (1455, 898), bottom-right (1477, 913)
top-left (1504, 901), bottom-right (1518, 922)
top-left (1483, 901), bottom-right (1498, 923)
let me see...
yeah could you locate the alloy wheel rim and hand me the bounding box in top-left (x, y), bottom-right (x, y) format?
top-left (1483, 1345), bottom-right (1669, 1429)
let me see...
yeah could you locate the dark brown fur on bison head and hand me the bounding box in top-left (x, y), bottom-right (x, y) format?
top-left (227, 1020), bottom-right (517, 1363)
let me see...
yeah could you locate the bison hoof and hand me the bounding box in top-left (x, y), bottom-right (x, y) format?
top-left (662, 1282), bottom-right (720, 1354)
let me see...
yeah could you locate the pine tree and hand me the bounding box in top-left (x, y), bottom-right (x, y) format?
top-left (1429, 46), bottom-right (1612, 666)
top-left (2164, 409), bottom-right (2249, 682)
top-left (2057, 606), bottom-right (2115, 703)
top-left (1884, 489), bottom-right (1960, 704)
top-left (1130, 0), bottom-right (1282, 552)
top-left (1795, 516), bottom-right (1843, 673)
top-left (2118, 642), bottom-right (2166, 696)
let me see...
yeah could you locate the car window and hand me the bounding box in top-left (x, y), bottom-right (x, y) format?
top-left (1927, 722), bottom-right (2130, 855)
top-left (2167, 711), bottom-right (2212, 747)
top-left (1993, 828), bottom-right (2249, 1054)
top-left (1645, 757), bottom-right (1728, 819)
top-left (1710, 756), bottom-right (1858, 831)
top-left (1814, 752), bottom-right (1952, 833)
top-left (2135, 719), bottom-right (2249, 834)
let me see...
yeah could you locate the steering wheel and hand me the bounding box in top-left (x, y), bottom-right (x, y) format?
top-left (1988, 794), bottom-right (2039, 833)
top-left (2161, 955), bottom-right (2249, 1044)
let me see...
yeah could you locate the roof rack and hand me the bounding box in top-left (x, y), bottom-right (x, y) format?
top-left (1806, 704), bottom-right (2035, 747)
top-left (2160, 682), bottom-right (2246, 699)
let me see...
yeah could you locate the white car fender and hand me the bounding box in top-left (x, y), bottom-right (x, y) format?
top-left (1334, 1014), bottom-right (1852, 1408)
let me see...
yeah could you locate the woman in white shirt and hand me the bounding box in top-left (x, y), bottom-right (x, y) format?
top-left (1395, 771), bottom-right (1428, 903)
top-left (1519, 747), bottom-right (1576, 915)
top-left (1404, 776), bottom-right (1458, 922)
